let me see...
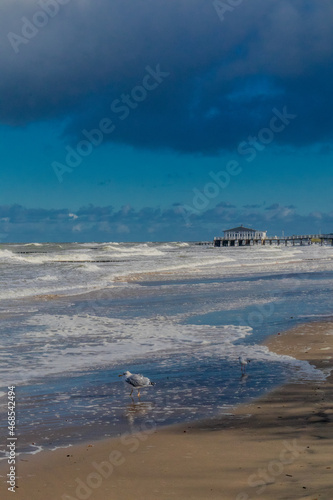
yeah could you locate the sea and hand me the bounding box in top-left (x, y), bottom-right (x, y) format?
top-left (0, 241), bottom-right (332, 458)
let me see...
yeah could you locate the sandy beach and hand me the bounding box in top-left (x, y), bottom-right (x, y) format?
top-left (1, 321), bottom-right (332, 500)
top-left (1, 0), bottom-right (333, 496)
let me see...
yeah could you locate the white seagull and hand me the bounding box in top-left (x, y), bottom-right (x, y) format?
top-left (119, 371), bottom-right (156, 398)
top-left (239, 356), bottom-right (251, 374)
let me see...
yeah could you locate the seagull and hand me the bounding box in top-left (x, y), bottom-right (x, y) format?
top-left (119, 371), bottom-right (156, 399)
top-left (239, 356), bottom-right (251, 374)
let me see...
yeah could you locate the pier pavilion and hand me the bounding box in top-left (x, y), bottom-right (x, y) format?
top-left (214, 225), bottom-right (267, 247)
top-left (214, 226), bottom-right (333, 247)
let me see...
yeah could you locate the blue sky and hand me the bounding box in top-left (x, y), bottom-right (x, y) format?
top-left (1, 0), bottom-right (332, 242)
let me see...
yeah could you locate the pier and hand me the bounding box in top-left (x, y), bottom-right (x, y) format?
top-left (214, 233), bottom-right (333, 247)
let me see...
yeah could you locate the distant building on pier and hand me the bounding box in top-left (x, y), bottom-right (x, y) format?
top-left (223, 225), bottom-right (267, 240)
top-left (214, 226), bottom-right (333, 247)
top-left (214, 225), bottom-right (267, 247)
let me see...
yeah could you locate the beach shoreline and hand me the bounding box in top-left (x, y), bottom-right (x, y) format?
top-left (1, 320), bottom-right (332, 499)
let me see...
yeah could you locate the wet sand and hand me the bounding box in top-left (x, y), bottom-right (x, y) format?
top-left (1, 321), bottom-right (332, 500)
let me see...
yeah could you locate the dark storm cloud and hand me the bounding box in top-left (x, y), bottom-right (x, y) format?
top-left (1, 0), bottom-right (333, 153)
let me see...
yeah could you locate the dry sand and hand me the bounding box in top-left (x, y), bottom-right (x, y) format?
top-left (1, 321), bottom-right (333, 500)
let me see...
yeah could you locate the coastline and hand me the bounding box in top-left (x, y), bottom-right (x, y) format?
top-left (1, 321), bottom-right (333, 499)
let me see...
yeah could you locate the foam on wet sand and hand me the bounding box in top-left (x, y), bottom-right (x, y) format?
top-left (1, 321), bottom-right (332, 500)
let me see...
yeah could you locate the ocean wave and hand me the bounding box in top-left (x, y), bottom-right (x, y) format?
top-left (158, 242), bottom-right (190, 249)
top-left (35, 275), bottom-right (59, 281)
top-left (102, 242), bottom-right (120, 247)
top-left (114, 255), bottom-right (237, 280)
top-left (81, 263), bottom-right (102, 272)
top-left (101, 245), bottom-right (165, 257)
top-left (0, 251), bottom-right (99, 265)
top-left (22, 243), bottom-right (44, 247)
top-left (174, 242), bottom-right (190, 247)
top-left (1, 244), bottom-right (333, 306)
top-left (0, 249), bottom-right (27, 262)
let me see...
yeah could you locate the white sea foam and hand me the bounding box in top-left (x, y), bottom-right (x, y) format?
top-left (50, 444), bottom-right (73, 452)
top-left (22, 243), bottom-right (43, 247)
top-left (101, 245), bottom-right (165, 257)
top-left (0, 249), bottom-right (27, 262)
top-left (81, 263), bottom-right (102, 272)
top-left (0, 313), bottom-right (253, 383)
top-left (0, 309), bottom-right (325, 385)
top-left (0, 249), bottom-right (97, 264)
top-left (35, 275), bottom-right (59, 282)
top-left (0, 243), bottom-right (332, 386)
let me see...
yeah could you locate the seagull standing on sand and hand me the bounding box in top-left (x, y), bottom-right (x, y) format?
top-left (119, 371), bottom-right (156, 399)
top-left (239, 356), bottom-right (251, 374)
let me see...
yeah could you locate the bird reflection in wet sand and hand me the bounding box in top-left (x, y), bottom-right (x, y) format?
top-left (124, 402), bottom-right (155, 425)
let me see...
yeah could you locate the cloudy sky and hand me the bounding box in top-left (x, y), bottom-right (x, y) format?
top-left (1, 0), bottom-right (332, 242)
